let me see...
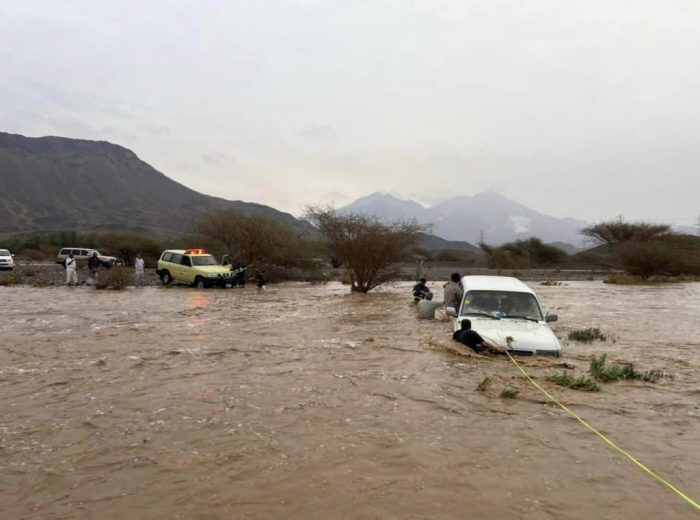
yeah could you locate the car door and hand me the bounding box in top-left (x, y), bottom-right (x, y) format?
top-left (180, 255), bottom-right (194, 283)
top-left (169, 254), bottom-right (184, 281)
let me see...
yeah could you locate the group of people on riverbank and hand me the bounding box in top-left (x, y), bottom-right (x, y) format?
top-left (62, 252), bottom-right (267, 289)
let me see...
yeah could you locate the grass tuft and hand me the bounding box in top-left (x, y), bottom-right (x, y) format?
top-left (546, 372), bottom-right (600, 392)
top-left (476, 376), bottom-right (492, 392)
top-left (568, 328), bottom-right (606, 342)
top-left (589, 354), bottom-right (663, 383)
top-left (500, 388), bottom-right (519, 399)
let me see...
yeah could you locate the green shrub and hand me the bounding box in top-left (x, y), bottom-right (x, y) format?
top-left (546, 372), bottom-right (600, 392)
top-left (568, 328), bottom-right (606, 342)
top-left (589, 354), bottom-right (663, 383)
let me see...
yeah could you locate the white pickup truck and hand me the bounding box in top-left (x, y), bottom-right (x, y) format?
top-left (446, 276), bottom-right (562, 357)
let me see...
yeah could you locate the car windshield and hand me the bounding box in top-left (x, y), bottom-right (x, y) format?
top-left (191, 255), bottom-right (218, 266)
top-left (461, 290), bottom-right (543, 321)
top-left (0, 250), bottom-right (10, 256)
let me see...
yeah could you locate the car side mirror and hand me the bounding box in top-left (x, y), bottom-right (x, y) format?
top-left (446, 307), bottom-right (458, 317)
top-left (545, 311), bottom-right (558, 323)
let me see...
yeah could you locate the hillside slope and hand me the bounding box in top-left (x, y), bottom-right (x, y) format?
top-left (0, 132), bottom-right (307, 236)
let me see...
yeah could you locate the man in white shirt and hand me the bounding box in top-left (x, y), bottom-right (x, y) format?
top-left (65, 253), bottom-right (78, 286)
top-left (134, 253), bottom-right (145, 285)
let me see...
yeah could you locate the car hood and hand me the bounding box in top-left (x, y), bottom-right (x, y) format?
top-left (0, 255), bottom-right (12, 260)
top-left (455, 317), bottom-right (561, 353)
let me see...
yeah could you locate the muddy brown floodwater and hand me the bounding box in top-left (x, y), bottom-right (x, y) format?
top-left (1, 281), bottom-right (698, 519)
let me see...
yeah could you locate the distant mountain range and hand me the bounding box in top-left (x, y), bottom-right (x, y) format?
top-left (340, 192), bottom-right (587, 247)
top-left (0, 132), bottom-right (308, 236)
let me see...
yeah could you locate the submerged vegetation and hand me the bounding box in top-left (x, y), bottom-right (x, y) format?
top-left (589, 354), bottom-right (664, 383)
top-left (476, 376), bottom-right (492, 392)
top-left (546, 372), bottom-right (600, 392)
top-left (500, 388), bottom-right (520, 399)
top-left (568, 328), bottom-right (607, 342)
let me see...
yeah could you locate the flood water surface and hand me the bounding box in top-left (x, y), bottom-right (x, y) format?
top-left (1, 282), bottom-right (698, 519)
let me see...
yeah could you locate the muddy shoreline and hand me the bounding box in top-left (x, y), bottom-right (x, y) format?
top-left (1, 262), bottom-right (617, 288)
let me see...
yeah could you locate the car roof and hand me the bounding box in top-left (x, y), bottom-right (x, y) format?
top-left (163, 250), bottom-right (212, 256)
top-left (461, 275), bottom-right (535, 295)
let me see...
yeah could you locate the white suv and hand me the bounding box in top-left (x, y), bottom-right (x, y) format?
top-left (56, 248), bottom-right (118, 267)
top-left (0, 249), bottom-right (14, 270)
top-left (447, 276), bottom-right (562, 357)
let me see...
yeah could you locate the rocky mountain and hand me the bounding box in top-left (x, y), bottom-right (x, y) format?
top-left (340, 192), bottom-right (587, 246)
top-left (0, 132), bottom-right (309, 236)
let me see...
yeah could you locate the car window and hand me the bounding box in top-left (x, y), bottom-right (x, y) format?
top-left (162, 252), bottom-right (173, 262)
top-left (0, 250), bottom-right (10, 256)
top-left (71, 249), bottom-right (81, 256)
top-left (80, 250), bottom-right (89, 256)
top-left (181, 256), bottom-right (192, 267)
top-left (461, 290), bottom-right (543, 321)
top-left (170, 254), bottom-right (183, 264)
top-left (192, 255), bottom-right (217, 266)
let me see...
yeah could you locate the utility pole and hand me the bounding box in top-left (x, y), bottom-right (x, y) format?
top-left (479, 229), bottom-right (485, 245)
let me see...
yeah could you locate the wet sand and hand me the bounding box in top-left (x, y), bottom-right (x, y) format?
top-left (0, 281), bottom-right (698, 519)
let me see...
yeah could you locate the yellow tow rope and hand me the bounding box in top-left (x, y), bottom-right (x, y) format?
top-left (504, 350), bottom-right (700, 512)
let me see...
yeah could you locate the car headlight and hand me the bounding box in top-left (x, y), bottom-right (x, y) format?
top-left (206, 273), bottom-right (218, 278)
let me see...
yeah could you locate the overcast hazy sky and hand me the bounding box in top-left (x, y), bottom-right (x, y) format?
top-left (2, 0), bottom-right (699, 225)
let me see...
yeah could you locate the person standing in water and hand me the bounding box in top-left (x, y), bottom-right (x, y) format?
top-left (65, 253), bottom-right (78, 286)
top-left (452, 319), bottom-right (502, 354)
top-left (443, 272), bottom-right (463, 310)
top-left (88, 252), bottom-right (101, 283)
top-left (134, 253), bottom-right (145, 285)
top-left (412, 277), bottom-right (433, 302)
top-left (255, 270), bottom-right (267, 290)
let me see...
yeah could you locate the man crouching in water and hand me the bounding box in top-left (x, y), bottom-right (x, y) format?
top-left (452, 319), bottom-right (503, 354)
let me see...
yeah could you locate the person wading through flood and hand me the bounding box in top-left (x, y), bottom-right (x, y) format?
top-left (412, 277), bottom-right (433, 302)
top-left (443, 272), bottom-right (463, 310)
top-left (452, 319), bottom-right (503, 354)
top-left (255, 270), bottom-right (267, 290)
top-left (65, 253), bottom-right (78, 286)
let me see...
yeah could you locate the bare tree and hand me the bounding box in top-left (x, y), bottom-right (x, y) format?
top-left (196, 210), bottom-right (315, 267)
top-left (581, 219), bottom-right (672, 245)
top-left (306, 206), bottom-right (424, 293)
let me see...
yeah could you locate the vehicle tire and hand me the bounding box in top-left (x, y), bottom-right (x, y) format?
top-left (161, 271), bottom-right (172, 285)
top-left (194, 277), bottom-right (206, 289)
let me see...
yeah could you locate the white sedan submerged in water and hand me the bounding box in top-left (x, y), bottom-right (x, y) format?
top-left (446, 276), bottom-right (562, 357)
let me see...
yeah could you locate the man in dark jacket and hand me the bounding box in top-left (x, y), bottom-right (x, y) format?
top-left (88, 252), bottom-right (101, 282)
top-left (412, 278), bottom-right (433, 302)
top-left (452, 319), bottom-right (502, 354)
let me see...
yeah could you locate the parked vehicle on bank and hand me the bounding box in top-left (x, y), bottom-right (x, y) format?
top-left (0, 249), bottom-right (15, 270)
top-left (446, 276), bottom-right (562, 357)
top-left (156, 249), bottom-right (235, 288)
top-left (56, 248), bottom-right (119, 268)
